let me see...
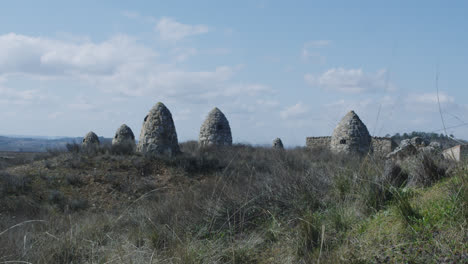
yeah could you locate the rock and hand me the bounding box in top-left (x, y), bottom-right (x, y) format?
top-left (410, 137), bottom-right (428, 148)
top-left (272, 138), bottom-right (284, 149)
top-left (330, 110), bottom-right (371, 155)
top-left (429, 141), bottom-right (441, 150)
top-left (199, 107), bottom-right (232, 147)
top-left (381, 160), bottom-right (408, 188)
top-left (82, 131), bottom-right (100, 148)
top-left (137, 102), bottom-right (180, 156)
top-left (112, 124), bottom-right (136, 154)
top-left (386, 139), bottom-right (418, 160)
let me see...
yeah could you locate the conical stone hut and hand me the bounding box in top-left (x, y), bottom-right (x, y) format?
top-left (137, 102), bottom-right (180, 156)
top-left (330, 110), bottom-right (371, 155)
top-left (112, 124), bottom-right (136, 153)
top-left (199, 107), bottom-right (232, 147)
top-left (272, 138), bottom-right (284, 149)
top-left (82, 131), bottom-right (100, 148)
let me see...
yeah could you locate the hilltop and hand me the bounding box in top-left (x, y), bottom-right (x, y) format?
top-left (0, 142), bottom-right (466, 263)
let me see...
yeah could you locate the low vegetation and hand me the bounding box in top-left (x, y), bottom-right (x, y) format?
top-left (0, 143), bottom-right (466, 263)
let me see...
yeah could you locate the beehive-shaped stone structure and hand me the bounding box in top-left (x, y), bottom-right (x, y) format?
top-left (272, 138), bottom-right (284, 149)
top-left (82, 131), bottom-right (100, 148)
top-left (330, 110), bottom-right (371, 155)
top-left (199, 107), bottom-right (232, 147)
top-left (137, 102), bottom-right (180, 156)
top-left (112, 124), bottom-right (136, 153)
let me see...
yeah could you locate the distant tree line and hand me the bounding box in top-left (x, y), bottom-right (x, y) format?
top-left (386, 131), bottom-right (454, 141)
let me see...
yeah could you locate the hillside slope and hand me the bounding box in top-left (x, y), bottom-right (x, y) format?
top-left (0, 143), bottom-right (466, 263)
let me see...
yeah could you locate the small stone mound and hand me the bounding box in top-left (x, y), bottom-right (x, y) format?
top-left (330, 110), bottom-right (371, 155)
top-left (410, 136), bottom-right (428, 148)
top-left (387, 139), bottom-right (418, 160)
top-left (387, 137), bottom-right (443, 161)
top-left (272, 138), bottom-right (284, 149)
top-left (137, 102), bottom-right (180, 156)
top-left (199, 107), bottom-right (232, 147)
top-left (112, 124), bottom-right (136, 154)
top-left (82, 131), bottom-right (100, 148)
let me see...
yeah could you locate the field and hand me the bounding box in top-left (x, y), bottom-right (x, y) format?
top-left (0, 143), bottom-right (466, 263)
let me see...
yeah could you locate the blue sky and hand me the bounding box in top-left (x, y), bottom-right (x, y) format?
top-left (0, 0), bottom-right (467, 145)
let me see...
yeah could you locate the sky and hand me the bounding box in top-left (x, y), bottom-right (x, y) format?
top-left (0, 0), bottom-right (467, 146)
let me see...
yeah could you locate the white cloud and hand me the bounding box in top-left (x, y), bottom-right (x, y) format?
top-left (0, 33), bottom-right (272, 103)
top-left (409, 92), bottom-right (454, 104)
top-left (305, 68), bottom-right (394, 93)
top-left (0, 33), bottom-right (157, 77)
top-left (304, 40), bottom-right (331, 48)
top-left (301, 40), bottom-right (330, 62)
top-left (171, 47), bottom-right (198, 62)
top-left (280, 102), bottom-right (309, 119)
top-left (0, 86), bottom-right (44, 105)
top-left (155, 17), bottom-right (209, 41)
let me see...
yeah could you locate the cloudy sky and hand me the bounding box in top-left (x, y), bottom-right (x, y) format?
top-left (0, 0), bottom-right (467, 145)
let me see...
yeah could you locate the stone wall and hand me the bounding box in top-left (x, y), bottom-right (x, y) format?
top-left (371, 137), bottom-right (397, 156)
top-left (443, 145), bottom-right (468, 161)
top-left (306, 137), bottom-right (331, 149)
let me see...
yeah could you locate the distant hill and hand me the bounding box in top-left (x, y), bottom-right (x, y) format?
top-left (0, 136), bottom-right (111, 152)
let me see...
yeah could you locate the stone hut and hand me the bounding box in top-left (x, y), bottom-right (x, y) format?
top-left (330, 110), bottom-right (372, 155)
top-left (137, 102), bottom-right (180, 156)
top-left (112, 124), bottom-right (136, 153)
top-left (82, 131), bottom-right (100, 148)
top-left (272, 138), bottom-right (284, 149)
top-left (199, 107), bottom-right (232, 147)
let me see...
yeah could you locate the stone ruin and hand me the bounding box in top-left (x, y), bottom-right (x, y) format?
top-left (82, 131), bottom-right (100, 148)
top-left (306, 110), bottom-right (397, 156)
top-left (387, 137), bottom-right (442, 161)
top-left (137, 102), bottom-right (180, 156)
top-left (443, 144), bottom-right (468, 162)
top-left (199, 107), bottom-right (232, 148)
top-left (272, 138), bottom-right (284, 149)
top-left (112, 124), bottom-right (136, 153)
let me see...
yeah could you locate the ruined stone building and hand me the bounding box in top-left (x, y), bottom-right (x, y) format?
top-left (306, 110), bottom-right (396, 156)
top-left (442, 144), bottom-right (468, 161)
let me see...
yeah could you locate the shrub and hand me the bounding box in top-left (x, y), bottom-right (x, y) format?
top-left (0, 173), bottom-right (32, 196)
top-left (65, 174), bottom-right (84, 186)
top-left (296, 211), bottom-right (323, 257)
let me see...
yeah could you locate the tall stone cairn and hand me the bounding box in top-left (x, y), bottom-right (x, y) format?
top-left (82, 131), bottom-right (100, 148)
top-left (199, 107), bottom-right (232, 147)
top-left (330, 110), bottom-right (371, 155)
top-left (112, 124), bottom-right (136, 153)
top-left (272, 138), bottom-right (284, 149)
top-left (137, 102), bottom-right (180, 156)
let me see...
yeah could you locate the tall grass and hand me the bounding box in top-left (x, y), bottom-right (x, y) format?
top-left (0, 142), bottom-right (459, 263)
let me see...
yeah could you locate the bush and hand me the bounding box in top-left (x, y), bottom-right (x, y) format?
top-left (0, 173), bottom-right (32, 196)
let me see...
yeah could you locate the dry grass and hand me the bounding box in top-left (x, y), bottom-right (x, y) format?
top-left (0, 142), bottom-right (464, 263)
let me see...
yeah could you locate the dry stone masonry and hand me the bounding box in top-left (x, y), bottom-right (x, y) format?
top-left (112, 124), bottom-right (136, 153)
top-left (199, 107), bottom-right (232, 147)
top-left (137, 102), bottom-right (180, 156)
top-left (272, 138), bottom-right (284, 149)
top-left (306, 137), bottom-right (331, 149)
top-left (82, 131), bottom-right (100, 148)
top-left (306, 111), bottom-right (397, 156)
top-left (330, 110), bottom-right (372, 155)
